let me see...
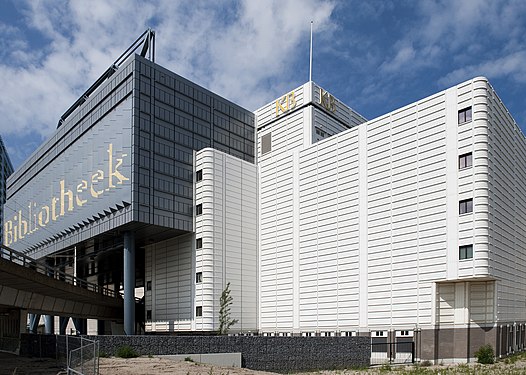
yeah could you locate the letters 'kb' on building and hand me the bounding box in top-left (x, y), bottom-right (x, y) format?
top-left (3, 41), bottom-right (526, 363)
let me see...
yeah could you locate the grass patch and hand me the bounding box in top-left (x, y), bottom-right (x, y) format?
top-left (115, 345), bottom-right (139, 358)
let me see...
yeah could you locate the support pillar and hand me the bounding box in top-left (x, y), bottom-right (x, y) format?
top-left (124, 231), bottom-right (136, 335)
top-left (28, 314), bottom-right (41, 334)
top-left (44, 315), bottom-right (54, 334)
top-left (59, 317), bottom-right (69, 335)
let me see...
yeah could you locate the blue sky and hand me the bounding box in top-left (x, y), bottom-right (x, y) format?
top-left (0, 0), bottom-right (525, 170)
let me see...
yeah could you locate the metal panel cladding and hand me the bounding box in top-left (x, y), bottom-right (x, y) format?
top-left (4, 97), bottom-right (133, 252)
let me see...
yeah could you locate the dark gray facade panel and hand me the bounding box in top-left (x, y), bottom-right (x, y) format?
top-left (4, 97), bottom-right (133, 253)
top-left (4, 54), bottom-right (254, 255)
top-left (133, 56), bottom-right (254, 232)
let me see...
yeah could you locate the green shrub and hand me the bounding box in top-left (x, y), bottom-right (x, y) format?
top-left (115, 345), bottom-right (139, 358)
top-left (420, 360), bottom-right (432, 367)
top-left (475, 344), bottom-right (494, 364)
top-left (99, 351), bottom-right (110, 358)
top-left (184, 356), bottom-right (194, 362)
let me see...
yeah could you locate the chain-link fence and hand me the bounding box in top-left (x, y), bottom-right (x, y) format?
top-left (55, 335), bottom-right (99, 375)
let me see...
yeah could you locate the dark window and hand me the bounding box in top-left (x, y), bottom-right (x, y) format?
top-left (196, 306), bottom-right (203, 317)
top-left (459, 152), bottom-right (473, 169)
top-left (459, 198), bottom-right (473, 215)
top-left (459, 245), bottom-right (473, 260)
top-left (261, 133), bottom-right (271, 155)
top-left (196, 272), bottom-right (203, 283)
top-left (196, 203), bottom-right (202, 216)
top-left (146, 310), bottom-right (152, 320)
top-left (458, 107), bottom-right (472, 124)
top-left (196, 170), bottom-right (202, 182)
top-left (146, 281), bottom-right (152, 291)
top-left (196, 238), bottom-right (203, 249)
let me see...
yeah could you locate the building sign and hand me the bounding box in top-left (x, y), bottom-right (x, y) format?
top-left (4, 144), bottom-right (128, 246)
top-left (3, 97), bottom-right (133, 251)
top-left (275, 91), bottom-right (296, 117)
top-left (319, 88), bottom-right (336, 113)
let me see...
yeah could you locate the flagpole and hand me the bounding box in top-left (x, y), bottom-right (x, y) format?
top-left (309, 20), bottom-right (313, 82)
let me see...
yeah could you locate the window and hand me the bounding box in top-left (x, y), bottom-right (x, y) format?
top-left (196, 272), bottom-right (203, 283)
top-left (459, 245), bottom-right (473, 260)
top-left (196, 238), bottom-right (203, 249)
top-left (261, 133), bottom-right (271, 155)
top-left (196, 306), bottom-right (203, 317)
top-left (459, 152), bottom-right (473, 169)
top-left (146, 310), bottom-right (152, 320)
top-left (146, 281), bottom-right (152, 291)
top-left (458, 107), bottom-right (472, 124)
top-left (315, 127), bottom-right (328, 137)
top-left (459, 198), bottom-right (473, 215)
top-left (196, 203), bottom-right (202, 216)
top-left (196, 170), bottom-right (202, 182)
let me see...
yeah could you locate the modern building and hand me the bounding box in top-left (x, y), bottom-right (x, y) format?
top-left (0, 135), bottom-right (14, 245)
top-left (255, 77), bottom-right (526, 362)
top-left (3, 36), bottom-right (526, 362)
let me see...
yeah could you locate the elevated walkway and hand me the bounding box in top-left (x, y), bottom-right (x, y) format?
top-left (0, 246), bottom-right (122, 320)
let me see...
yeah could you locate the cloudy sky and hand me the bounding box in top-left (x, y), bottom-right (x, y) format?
top-left (0, 0), bottom-right (525, 169)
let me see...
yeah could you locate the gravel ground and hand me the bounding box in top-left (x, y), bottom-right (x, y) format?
top-left (2, 352), bottom-right (526, 375)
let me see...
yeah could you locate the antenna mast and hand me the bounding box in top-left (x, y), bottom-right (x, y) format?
top-left (309, 21), bottom-right (313, 82)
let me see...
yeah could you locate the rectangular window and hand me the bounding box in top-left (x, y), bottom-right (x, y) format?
top-left (196, 238), bottom-right (203, 249)
top-left (146, 281), bottom-right (152, 291)
top-left (146, 310), bottom-right (152, 320)
top-left (459, 245), bottom-right (473, 260)
top-left (459, 152), bottom-right (473, 169)
top-left (195, 306), bottom-right (203, 317)
top-left (459, 198), bottom-right (473, 215)
top-left (196, 169), bottom-right (202, 182)
top-left (196, 272), bottom-right (203, 283)
top-left (261, 133), bottom-right (271, 155)
top-left (196, 203), bottom-right (202, 216)
top-left (458, 107), bottom-right (472, 124)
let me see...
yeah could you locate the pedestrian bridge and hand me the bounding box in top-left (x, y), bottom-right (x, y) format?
top-left (0, 245), bottom-right (122, 320)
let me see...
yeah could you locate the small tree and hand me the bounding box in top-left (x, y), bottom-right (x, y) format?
top-left (218, 282), bottom-right (238, 334)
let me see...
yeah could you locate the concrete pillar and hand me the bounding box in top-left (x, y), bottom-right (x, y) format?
top-left (124, 231), bottom-right (135, 335)
top-left (28, 314), bottom-right (41, 334)
top-left (59, 317), bottom-right (69, 335)
top-left (44, 315), bottom-right (54, 334)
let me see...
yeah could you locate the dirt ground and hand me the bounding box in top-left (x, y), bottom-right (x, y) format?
top-left (2, 352), bottom-right (526, 375)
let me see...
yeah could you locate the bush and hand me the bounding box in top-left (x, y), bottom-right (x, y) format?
top-left (475, 344), bottom-right (495, 364)
top-left (115, 345), bottom-right (139, 358)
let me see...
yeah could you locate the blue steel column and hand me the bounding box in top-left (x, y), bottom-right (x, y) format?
top-left (124, 231), bottom-right (135, 335)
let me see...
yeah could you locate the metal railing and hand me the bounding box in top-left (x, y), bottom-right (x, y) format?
top-left (0, 245), bottom-right (118, 298)
top-left (371, 341), bottom-right (415, 365)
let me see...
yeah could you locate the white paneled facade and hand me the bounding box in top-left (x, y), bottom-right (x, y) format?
top-left (256, 77), bottom-right (526, 360)
top-left (145, 148), bottom-right (258, 333)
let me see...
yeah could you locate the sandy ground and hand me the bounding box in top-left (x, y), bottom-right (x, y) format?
top-left (2, 352), bottom-right (526, 375)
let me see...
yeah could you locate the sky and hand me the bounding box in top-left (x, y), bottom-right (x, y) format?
top-left (0, 0), bottom-right (525, 170)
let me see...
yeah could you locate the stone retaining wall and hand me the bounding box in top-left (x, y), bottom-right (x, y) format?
top-left (21, 334), bottom-right (370, 372)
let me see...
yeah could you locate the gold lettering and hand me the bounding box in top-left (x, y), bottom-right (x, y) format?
top-left (76, 180), bottom-right (88, 206)
top-left (90, 170), bottom-right (104, 198)
top-left (38, 206), bottom-right (50, 227)
top-left (4, 221), bottom-right (13, 246)
top-left (275, 91), bottom-right (296, 117)
top-left (60, 179), bottom-right (74, 216)
top-left (319, 88), bottom-right (336, 113)
top-left (17, 210), bottom-right (27, 240)
top-left (12, 215), bottom-right (18, 243)
top-left (51, 197), bottom-right (59, 221)
top-left (108, 144), bottom-right (129, 188)
top-left (275, 95), bottom-right (287, 116)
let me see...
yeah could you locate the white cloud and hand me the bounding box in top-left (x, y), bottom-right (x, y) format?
top-left (0, 0), bottom-right (336, 148)
top-left (439, 50), bottom-right (526, 86)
